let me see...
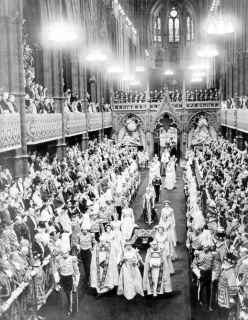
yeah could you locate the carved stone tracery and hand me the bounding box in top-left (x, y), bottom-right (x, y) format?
top-left (187, 111), bottom-right (217, 131)
top-left (118, 113), bottom-right (145, 131)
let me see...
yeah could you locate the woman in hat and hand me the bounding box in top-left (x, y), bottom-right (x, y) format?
top-left (161, 200), bottom-right (177, 246)
top-left (154, 225), bottom-right (174, 274)
top-left (121, 200), bottom-right (135, 240)
top-left (111, 213), bottom-right (123, 254)
top-left (117, 239), bottom-right (144, 300)
top-left (163, 158), bottom-right (176, 190)
top-left (160, 214), bottom-right (177, 261)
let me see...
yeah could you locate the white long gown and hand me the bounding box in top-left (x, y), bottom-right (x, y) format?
top-left (155, 232), bottom-right (174, 274)
top-left (117, 248), bottom-right (144, 300)
top-left (121, 208), bottom-right (135, 240)
top-left (164, 163), bottom-right (176, 190)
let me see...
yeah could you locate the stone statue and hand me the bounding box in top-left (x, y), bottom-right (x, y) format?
top-left (191, 115), bottom-right (212, 145)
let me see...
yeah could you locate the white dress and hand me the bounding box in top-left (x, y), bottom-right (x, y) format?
top-left (155, 232), bottom-right (174, 274)
top-left (160, 207), bottom-right (177, 245)
top-left (164, 163), bottom-right (176, 190)
top-left (121, 208), bottom-right (135, 240)
top-left (117, 248), bottom-right (144, 300)
top-left (111, 220), bottom-right (124, 253)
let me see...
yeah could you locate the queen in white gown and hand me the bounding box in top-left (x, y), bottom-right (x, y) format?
top-left (154, 226), bottom-right (174, 274)
top-left (121, 201), bottom-right (135, 240)
top-left (164, 159), bottom-right (176, 190)
top-left (160, 214), bottom-right (177, 261)
top-left (111, 213), bottom-right (124, 253)
top-left (117, 241), bottom-right (144, 300)
top-left (160, 201), bottom-right (177, 245)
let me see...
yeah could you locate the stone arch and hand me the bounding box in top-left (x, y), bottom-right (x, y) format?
top-left (118, 113), bottom-right (145, 131)
top-left (187, 111), bottom-right (217, 131)
top-left (152, 111), bottom-right (182, 133)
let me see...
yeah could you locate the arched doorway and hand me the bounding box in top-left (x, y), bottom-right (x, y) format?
top-left (153, 113), bottom-right (180, 159)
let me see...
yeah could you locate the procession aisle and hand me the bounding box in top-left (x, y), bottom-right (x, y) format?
top-left (72, 167), bottom-right (192, 320)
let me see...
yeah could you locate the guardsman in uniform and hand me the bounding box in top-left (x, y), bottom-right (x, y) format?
top-left (218, 252), bottom-right (238, 318)
top-left (191, 241), bottom-right (216, 310)
top-left (77, 217), bottom-right (95, 286)
top-left (57, 242), bottom-right (80, 316)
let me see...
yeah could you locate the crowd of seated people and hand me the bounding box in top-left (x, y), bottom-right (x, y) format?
top-left (184, 138), bottom-right (248, 318)
top-left (221, 95), bottom-right (248, 109)
top-left (114, 88), bottom-right (219, 104)
top-left (0, 93), bottom-right (18, 114)
top-left (0, 139), bottom-right (140, 315)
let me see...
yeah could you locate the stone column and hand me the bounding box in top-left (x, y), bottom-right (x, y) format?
top-left (240, 53), bottom-right (245, 96)
top-left (233, 56), bottom-right (238, 96)
top-left (15, 18), bottom-right (28, 177)
top-left (6, 17), bottom-right (15, 93)
top-left (245, 52), bottom-right (248, 95)
top-left (52, 48), bottom-right (66, 158)
top-left (228, 63), bottom-right (233, 99)
top-left (90, 71), bottom-right (97, 103)
top-left (97, 130), bottom-right (102, 143)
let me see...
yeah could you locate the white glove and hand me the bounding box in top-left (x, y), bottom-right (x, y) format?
top-left (193, 268), bottom-right (201, 279)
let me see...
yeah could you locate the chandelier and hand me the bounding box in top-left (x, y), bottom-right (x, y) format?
top-left (205, 2), bottom-right (234, 35)
top-left (193, 70), bottom-right (205, 78)
top-left (130, 80), bottom-right (140, 86)
top-left (189, 59), bottom-right (210, 70)
top-left (135, 66), bottom-right (145, 72)
top-left (198, 44), bottom-right (219, 58)
top-left (122, 74), bottom-right (134, 81)
top-left (108, 65), bottom-right (123, 73)
top-left (86, 48), bottom-right (107, 61)
top-left (191, 76), bottom-right (202, 82)
top-left (48, 21), bottom-right (77, 42)
top-left (164, 69), bottom-right (174, 75)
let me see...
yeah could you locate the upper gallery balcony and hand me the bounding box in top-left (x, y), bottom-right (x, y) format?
top-left (221, 109), bottom-right (248, 132)
top-left (0, 112), bottom-right (112, 153)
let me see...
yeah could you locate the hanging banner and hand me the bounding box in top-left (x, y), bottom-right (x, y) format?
top-left (159, 127), bottom-right (177, 147)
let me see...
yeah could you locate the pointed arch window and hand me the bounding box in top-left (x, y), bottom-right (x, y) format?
top-left (186, 16), bottom-right (194, 42)
top-left (169, 8), bottom-right (180, 43)
top-left (154, 14), bottom-right (162, 46)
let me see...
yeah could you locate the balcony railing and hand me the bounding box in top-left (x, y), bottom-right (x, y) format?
top-left (26, 114), bottom-right (62, 144)
top-left (220, 109), bottom-right (248, 133)
top-left (220, 110), bottom-right (227, 126)
top-left (0, 114), bottom-right (21, 152)
top-left (186, 101), bottom-right (219, 109)
top-left (103, 112), bottom-right (112, 128)
top-left (65, 113), bottom-right (87, 137)
top-left (113, 100), bottom-right (218, 111)
top-left (88, 113), bottom-right (103, 131)
top-left (237, 110), bottom-right (248, 132)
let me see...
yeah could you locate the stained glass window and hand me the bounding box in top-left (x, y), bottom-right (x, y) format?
top-left (186, 16), bottom-right (194, 42)
top-left (191, 19), bottom-right (194, 40)
top-left (187, 16), bottom-right (190, 41)
top-left (154, 14), bottom-right (162, 46)
top-left (168, 7), bottom-right (180, 43)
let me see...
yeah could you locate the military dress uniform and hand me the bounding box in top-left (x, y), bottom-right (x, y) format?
top-left (152, 176), bottom-right (162, 203)
top-left (192, 250), bottom-right (215, 308)
top-left (58, 254), bottom-right (79, 314)
top-left (77, 232), bottom-right (95, 284)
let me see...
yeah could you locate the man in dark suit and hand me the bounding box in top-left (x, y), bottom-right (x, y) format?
top-left (26, 208), bottom-right (37, 242)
